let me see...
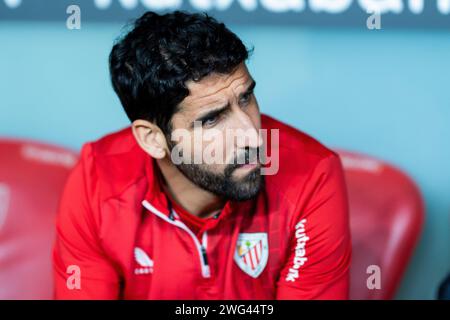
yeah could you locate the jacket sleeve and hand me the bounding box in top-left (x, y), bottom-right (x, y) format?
top-left (53, 143), bottom-right (120, 299)
top-left (276, 154), bottom-right (352, 300)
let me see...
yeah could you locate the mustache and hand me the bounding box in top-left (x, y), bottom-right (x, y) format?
top-left (237, 147), bottom-right (260, 165)
top-left (225, 147), bottom-right (260, 176)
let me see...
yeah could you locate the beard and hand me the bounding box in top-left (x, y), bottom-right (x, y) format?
top-left (175, 162), bottom-right (263, 201)
top-left (170, 145), bottom-right (263, 201)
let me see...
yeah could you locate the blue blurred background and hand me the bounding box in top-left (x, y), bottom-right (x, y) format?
top-left (1, 17), bottom-right (449, 299)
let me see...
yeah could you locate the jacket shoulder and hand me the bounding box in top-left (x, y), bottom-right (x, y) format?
top-left (79, 126), bottom-right (148, 200)
top-left (261, 114), bottom-right (342, 206)
top-left (261, 114), bottom-right (338, 166)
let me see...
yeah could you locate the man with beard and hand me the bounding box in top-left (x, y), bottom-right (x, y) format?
top-left (53, 11), bottom-right (351, 300)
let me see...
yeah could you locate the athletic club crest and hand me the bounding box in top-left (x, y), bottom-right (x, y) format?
top-left (234, 233), bottom-right (268, 278)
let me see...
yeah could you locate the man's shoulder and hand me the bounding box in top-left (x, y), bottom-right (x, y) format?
top-left (261, 113), bottom-right (339, 169)
top-left (79, 126), bottom-right (148, 199)
top-left (261, 114), bottom-right (342, 204)
top-left (89, 126), bottom-right (138, 156)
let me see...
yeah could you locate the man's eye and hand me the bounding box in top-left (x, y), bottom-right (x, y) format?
top-left (203, 115), bottom-right (219, 127)
top-left (240, 91), bottom-right (253, 104)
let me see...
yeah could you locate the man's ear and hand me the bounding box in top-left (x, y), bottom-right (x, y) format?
top-left (131, 119), bottom-right (169, 159)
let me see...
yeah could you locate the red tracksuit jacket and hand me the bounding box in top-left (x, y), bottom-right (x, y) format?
top-left (53, 114), bottom-right (351, 300)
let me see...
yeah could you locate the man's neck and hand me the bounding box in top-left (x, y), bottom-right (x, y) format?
top-left (156, 158), bottom-right (225, 219)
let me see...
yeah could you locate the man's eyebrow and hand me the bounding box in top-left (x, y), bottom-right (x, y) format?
top-left (192, 103), bottom-right (231, 127)
top-left (190, 79), bottom-right (256, 127)
top-left (239, 80), bottom-right (256, 100)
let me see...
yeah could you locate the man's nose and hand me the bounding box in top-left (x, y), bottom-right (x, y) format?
top-left (233, 108), bottom-right (262, 149)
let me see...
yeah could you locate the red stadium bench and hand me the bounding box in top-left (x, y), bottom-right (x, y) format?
top-left (0, 138), bottom-right (77, 299)
top-left (338, 150), bottom-right (424, 300)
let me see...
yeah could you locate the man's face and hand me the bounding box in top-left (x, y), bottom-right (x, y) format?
top-left (168, 62), bottom-right (263, 201)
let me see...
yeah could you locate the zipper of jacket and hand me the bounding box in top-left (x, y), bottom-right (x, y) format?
top-left (142, 200), bottom-right (211, 278)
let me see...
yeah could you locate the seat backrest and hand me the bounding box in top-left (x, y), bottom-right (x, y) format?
top-left (0, 138), bottom-right (77, 299)
top-left (337, 150), bottom-right (424, 300)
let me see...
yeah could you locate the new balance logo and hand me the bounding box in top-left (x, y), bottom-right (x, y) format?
top-left (286, 219), bottom-right (309, 282)
top-left (134, 247), bottom-right (154, 275)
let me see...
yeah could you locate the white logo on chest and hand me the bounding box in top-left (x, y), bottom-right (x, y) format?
top-left (134, 247), bottom-right (154, 275)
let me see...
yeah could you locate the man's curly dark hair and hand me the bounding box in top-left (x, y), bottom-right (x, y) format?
top-left (109, 10), bottom-right (253, 134)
